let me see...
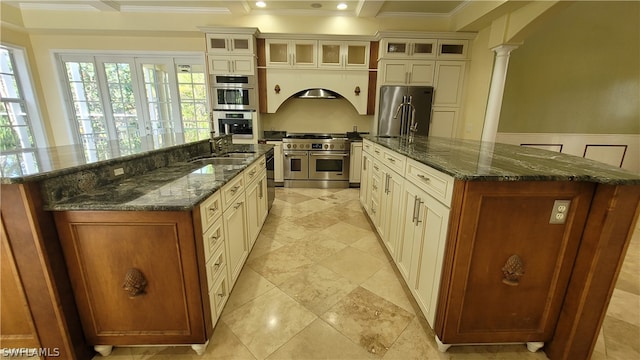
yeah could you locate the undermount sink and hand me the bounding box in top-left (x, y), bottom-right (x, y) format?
top-left (221, 152), bottom-right (255, 158)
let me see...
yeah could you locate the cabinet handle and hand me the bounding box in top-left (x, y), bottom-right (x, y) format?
top-left (249, 169), bottom-right (256, 176)
top-left (274, 84), bottom-right (281, 94)
top-left (415, 198), bottom-right (424, 225)
top-left (371, 207), bottom-right (376, 214)
top-left (234, 201), bottom-right (243, 209)
top-left (417, 174), bottom-right (430, 182)
top-left (374, 149), bottom-right (380, 155)
top-left (384, 174), bottom-right (390, 194)
top-left (387, 157), bottom-right (396, 163)
top-left (122, 268), bottom-right (147, 298)
top-left (373, 165), bottom-right (379, 171)
top-left (363, 158), bottom-right (367, 171)
top-left (412, 195), bottom-right (418, 223)
top-left (502, 255), bottom-right (525, 286)
top-left (208, 204), bottom-right (218, 213)
top-left (230, 185), bottom-right (241, 193)
top-left (210, 229), bottom-right (220, 241)
top-left (259, 180), bottom-right (263, 199)
top-left (372, 184), bottom-right (377, 191)
top-left (214, 259), bottom-right (223, 269)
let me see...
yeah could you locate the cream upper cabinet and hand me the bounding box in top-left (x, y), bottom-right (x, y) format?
top-left (318, 41), bottom-right (369, 69)
top-left (433, 61), bottom-right (466, 107)
top-left (206, 34), bottom-right (254, 55)
top-left (380, 38), bottom-right (437, 59)
top-left (379, 60), bottom-right (435, 86)
top-left (208, 56), bottom-right (255, 75)
top-left (265, 39), bottom-right (317, 68)
top-left (436, 39), bottom-right (469, 60)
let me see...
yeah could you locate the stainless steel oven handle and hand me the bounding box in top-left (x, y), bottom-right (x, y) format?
top-left (309, 153), bottom-right (349, 157)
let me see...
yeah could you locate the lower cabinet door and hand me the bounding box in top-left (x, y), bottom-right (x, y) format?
top-left (408, 188), bottom-right (450, 327)
top-left (223, 199), bottom-right (249, 288)
top-left (208, 274), bottom-right (229, 324)
top-left (54, 211), bottom-right (205, 345)
top-left (245, 180), bottom-right (260, 248)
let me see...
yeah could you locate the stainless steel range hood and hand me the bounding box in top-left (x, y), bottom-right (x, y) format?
top-left (295, 88), bottom-right (339, 99)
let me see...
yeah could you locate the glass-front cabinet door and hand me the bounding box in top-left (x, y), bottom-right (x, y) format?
top-left (318, 41), bottom-right (369, 69)
top-left (381, 39), bottom-right (436, 59)
top-left (206, 34), bottom-right (254, 55)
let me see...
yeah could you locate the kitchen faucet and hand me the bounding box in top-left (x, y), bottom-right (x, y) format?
top-left (393, 95), bottom-right (418, 141)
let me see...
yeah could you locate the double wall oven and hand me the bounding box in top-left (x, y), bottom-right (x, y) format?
top-left (210, 74), bottom-right (256, 140)
top-left (283, 134), bottom-right (350, 188)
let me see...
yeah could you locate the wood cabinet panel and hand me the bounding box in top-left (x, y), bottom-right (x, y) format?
top-left (437, 181), bottom-right (595, 344)
top-left (55, 211), bottom-right (205, 345)
top-left (0, 220), bottom-right (40, 350)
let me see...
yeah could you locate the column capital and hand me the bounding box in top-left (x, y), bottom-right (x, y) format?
top-left (491, 44), bottom-right (520, 56)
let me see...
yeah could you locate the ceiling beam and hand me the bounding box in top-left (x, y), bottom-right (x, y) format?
top-left (89, 0), bottom-right (121, 12)
top-left (223, 0), bottom-right (251, 15)
top-left (355, 0), bottom-right (383, 18)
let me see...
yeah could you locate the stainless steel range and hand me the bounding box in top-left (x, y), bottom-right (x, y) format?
top-left (283, 134), bottom-right (350, 188)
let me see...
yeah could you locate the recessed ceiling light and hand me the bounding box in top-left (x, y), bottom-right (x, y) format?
top-left (256, 1), bottom-right (266, 8)
top-left (337, 3), bottom-right (347, 10)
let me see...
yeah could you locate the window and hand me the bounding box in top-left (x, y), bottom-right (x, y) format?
top-left (0, 45), bottom-right (45, 177)
top-left (58, 54), bottom-right (207, 161)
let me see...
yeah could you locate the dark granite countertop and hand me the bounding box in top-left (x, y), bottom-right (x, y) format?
top-left (1, 138), bottom-right (274, 211)
top-left (365, 136), bottom-right (640, 185)
top-left (43, 144), bottom-right (273, 211)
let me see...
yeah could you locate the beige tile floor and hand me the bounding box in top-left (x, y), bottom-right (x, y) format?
top-left (96, 187), bottom-right (640, 360)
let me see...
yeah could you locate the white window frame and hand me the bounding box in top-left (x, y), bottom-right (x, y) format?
top-left (55, 51), bottom-right (206, 157)
top-left (0, 43), bottom-right (48, 149)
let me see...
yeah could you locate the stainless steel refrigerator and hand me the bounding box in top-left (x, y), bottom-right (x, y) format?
top-left (377, 85), bottom-right (434, 137)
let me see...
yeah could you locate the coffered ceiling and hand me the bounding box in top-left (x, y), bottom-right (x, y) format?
top-left (4, 0), bottom-right (468, 17)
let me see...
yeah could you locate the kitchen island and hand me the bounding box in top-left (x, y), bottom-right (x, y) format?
top-left (0, 138), bottom-right (273, 358)
top-left (360, 135), bottom-right (639, 360)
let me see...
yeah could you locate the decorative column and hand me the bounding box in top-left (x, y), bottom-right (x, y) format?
top-left (481, 44), bottom-right (519, 143)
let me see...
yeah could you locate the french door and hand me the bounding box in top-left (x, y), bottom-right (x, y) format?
top-left (60, 55), bottom-right (205, 161)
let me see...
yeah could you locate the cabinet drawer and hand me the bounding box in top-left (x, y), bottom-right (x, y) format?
top-left (405, 158), bottom-right (454, 206)
top-left (381, 149), bottom-right (406, 175)
top-left (203, 217), bottom-right (224, 262)
top-left (243, 155), bottom-right (266, 185)
top-left (221, 175), bottom-right (245, 210)
top-left (363, 139), bottom-right (374, 154)
top-left (208, 275), bottom-right (229, 323)
top-left (200, 191), bottom-right (222, 231)
top-left (372, 145), bottom-right (383, 160)
top-left (206, 245), bottom-right (227, 291)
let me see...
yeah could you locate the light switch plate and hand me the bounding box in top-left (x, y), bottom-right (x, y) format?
top-left (549, 200), bottom-right (571, 224)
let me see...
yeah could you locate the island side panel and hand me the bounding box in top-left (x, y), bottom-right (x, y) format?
top-left (435, 181), bottom-right (595, 344)
top-left (546, 184), bottom-right (640, 360)
top-left (54, 210), bottom-right (206, 346)
top-left (1, 183), bottom-right (93, 360)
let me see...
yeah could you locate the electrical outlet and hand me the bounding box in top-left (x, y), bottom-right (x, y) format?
top-left (549, 200), bottom-right (571, 224)
top-left (113, 167), bottom-right (125, 176)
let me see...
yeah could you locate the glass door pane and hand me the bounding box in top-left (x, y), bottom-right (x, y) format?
top-left (141, 62), bottom-right (175, 148)
top-left (103, 62), bottom-right (142, 154)
top-left (176, 63), bottom-right (208, 142)
top-left (63, 61), bottom-right (109, 161)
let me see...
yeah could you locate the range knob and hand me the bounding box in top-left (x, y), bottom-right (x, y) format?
top-left (324, 144), bottom-right (329, 149)
top-left (306, 144), bottom-right (310, 149)
top-left (330, 144), bottom-right (335, 149)
top-left (293, 144), bottom-right (297, 148)
top-left (286, 144), bottom-right (291, 148)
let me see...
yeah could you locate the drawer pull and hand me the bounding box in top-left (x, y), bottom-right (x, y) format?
top-left (218, 291), bottom-right (226, 298)
top-left (249, 169), bottom-right (256, 176)
top-left (230, 185), bottom-right (241, 193)
top-left (502, 255), bottom-right (525, 286)
top-left (214, 259), bottom-right (223, 269)
top-left (210, 230), bottom-right (220, 241)
top-left (234, 201), bottom-right (243, 209)
top-left (417, 174), bottom-right (430, 182)
top-left (374, 150), bottom-right (380, 154)
top-left (372, 185), bottom-right (377, 191)
top-left (387, 157), bottom-right (396, 163)
top-left (122, 268), bottom-right (147, 298)
top-left (374, 165), bottom-right (379, 171)
top-left (208, 204), bottom-right (218, 213)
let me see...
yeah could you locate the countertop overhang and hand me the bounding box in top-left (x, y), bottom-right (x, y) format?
top-left (365, 135), bottom-right (640, 185)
